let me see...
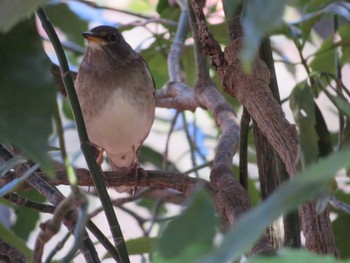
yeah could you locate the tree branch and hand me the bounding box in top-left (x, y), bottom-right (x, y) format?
top-left (189, 0), bottom-right (298, 177)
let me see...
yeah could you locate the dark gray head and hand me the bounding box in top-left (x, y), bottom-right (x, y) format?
top-left (82, 25), bottom-right (137, 63)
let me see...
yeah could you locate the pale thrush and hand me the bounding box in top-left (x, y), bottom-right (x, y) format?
top-left (75, 25), bottom-right (155, 176)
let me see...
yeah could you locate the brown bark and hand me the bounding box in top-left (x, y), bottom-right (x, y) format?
top-left (301, 203), bottom-right (339, 256)
top-left (220, 42), bottom-right (298, 176)
top-left (190, 0), bottom-right (298, 177)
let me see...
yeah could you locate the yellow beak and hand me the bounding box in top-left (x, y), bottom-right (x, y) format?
top-left (82, 32), bottom-right (105, 45)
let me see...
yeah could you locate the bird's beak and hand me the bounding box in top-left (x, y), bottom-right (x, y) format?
top-left (82, 32), bottom-right (105, 45)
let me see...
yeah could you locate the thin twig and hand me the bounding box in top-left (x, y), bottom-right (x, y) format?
top-left (33, 195), bottom-right (74, 262)
top-left (36, 7), bottom-right (129, 262)
top-left (146, 199), bottom-right (164, 236)
top-left (4, 193), bottom-right (55, 214)
top-left (45, 232), bottom-right (70, 263)
top-left (162, 111), bottom-right (180, 171)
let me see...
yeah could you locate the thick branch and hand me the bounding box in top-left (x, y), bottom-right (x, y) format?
top-left (189, 1), bottom-right (298, 177)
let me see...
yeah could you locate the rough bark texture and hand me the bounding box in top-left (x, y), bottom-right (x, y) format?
top-left (190, 1), bottom-right (298, 176)
top-left (256, 38), bottom-right (301, 248)
top-left (301, 203), bottom-right (339, 256)
top-left (219, 41), bottom-right (298, 176)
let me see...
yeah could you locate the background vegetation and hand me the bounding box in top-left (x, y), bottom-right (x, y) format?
top-left (1, 0), bottom-right (350, 262)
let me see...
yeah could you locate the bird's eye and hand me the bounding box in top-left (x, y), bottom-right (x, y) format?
top-left (108, 34), bottom-right (117, 42)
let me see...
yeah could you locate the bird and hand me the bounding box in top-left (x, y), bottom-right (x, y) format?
top-left (75, 25), bottom-right (155, 182)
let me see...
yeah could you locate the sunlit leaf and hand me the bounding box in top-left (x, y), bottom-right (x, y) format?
top-left (290, 81), bottom-right (319, 165)
top-left (0, 0), bottom-right (48, 32)
top-left (126, 237), bottom-right (156, 255)
top-left (310, 24), bottom-right (350, 74)
top-left (0, 19), bottom-right (55, 172)
top-left (208, 23), bottom-right (230, 46)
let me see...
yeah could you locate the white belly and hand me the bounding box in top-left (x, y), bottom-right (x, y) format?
top-left (85, 88), bottom-right (154, 167)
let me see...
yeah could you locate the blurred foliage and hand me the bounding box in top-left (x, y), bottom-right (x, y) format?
top-left (45, 2), bottom-right (89, 46)
top-left (11, 190), bottom-right (46, 240)
top-left (154, 188), bottom-right (218, 263)
top-left (0, 0), bottom-right (350, 262)
top-left (0, 19), bottom-right (55, 172)
top-left (332, 190), bottom-right (350, 259)
top-left (290, 81), bottom-right (319, 165)
top-left (0, 0), bottom-right (48, 32)
top-left (247, 248), bottom-right (350, 263)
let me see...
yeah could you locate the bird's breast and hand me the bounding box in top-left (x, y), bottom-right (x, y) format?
top-left (84, 86), bottom-right (155, 156)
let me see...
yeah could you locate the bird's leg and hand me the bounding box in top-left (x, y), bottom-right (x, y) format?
top-left (130, 145), bottom-right (149, 195)
top-left (95, 148), bottom-right (105, 166)
top-left (87, 142), bottom-right (105, 165)
top-left (88, 143), bottom-right (112, 188)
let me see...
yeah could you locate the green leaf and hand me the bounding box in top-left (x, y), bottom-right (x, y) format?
top-left (62, 96), bottom-right (74, 120)
top-left (241, 0), bottom-right (287, 68)
top-left (44, 2), bottom-right (88, 46)
top-left (182, 46), bottom-right (196, 87)
top-left (156, 0), bottom-right (180, 32)
top-left (126, 237), bottom-right (156, 255)
top-left (314, 105), bottom-right (333, 156)
top-left (310, 24), bottom-right (350, 74)
top-left (156, 0), bottom-right (169, 14)
top-left (0, 0), bottom-right (48, 32)
top-left (197, 145), bottom-right (350, 263)
top-left (332, 191), bottom-right (350, 258)
top-left (0, 19), bottom-right (55, 172)
top-left (141, 40), bottom-right (170, 88)
top-left (303, 0), bottom-right (337, 12)
top-left (138, 145), bottom-right (163, 168)
top-left (332, 191), bottom-right (350, 259)
top-left (247, 248), bottom-right (349, 263)
top-left (136, 197), bottom-right (167, 215)
top-left (222, 0), bottom-right (244, 23)
top-left (0, 222), bottom-right (32, 261)
top-left (12, 190), bottom-right (45, 240)
top-left (290, 81), bottom-right (319, 165)
top-left (208, 23), bottom-right (229, 46)
top-left (154, 187), bottom-right (218, 263)
top-left (327, 94), bottom-right (350, 120)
